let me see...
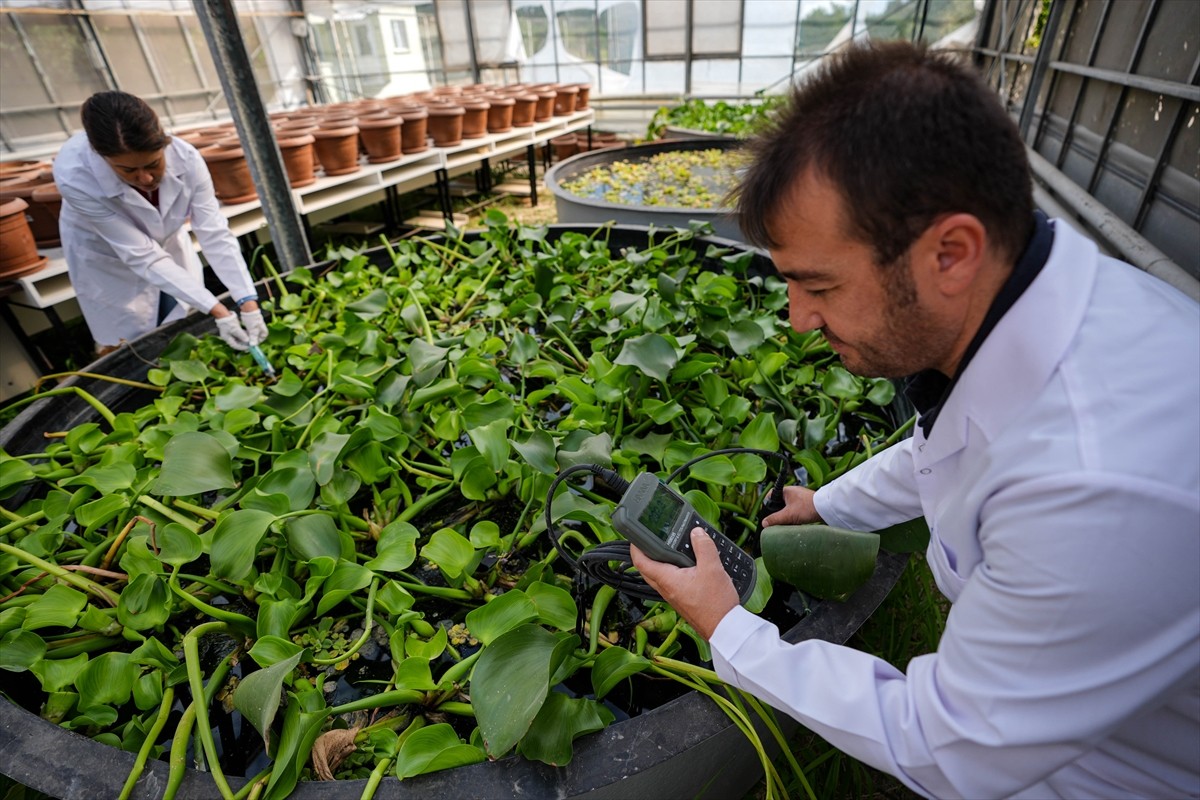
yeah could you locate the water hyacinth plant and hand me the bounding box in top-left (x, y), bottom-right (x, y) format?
top-left (646, 96), bottom-right (787, 140)
top-left (0, 215), bottom-right (911, 800)
top-left (562, 149), bottom-right (749, 209)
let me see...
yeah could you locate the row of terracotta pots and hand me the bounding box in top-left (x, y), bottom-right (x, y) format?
top-left (0, 160), bottom-right (61, 280)
top-left (175, 80), bottom-right (593, 204)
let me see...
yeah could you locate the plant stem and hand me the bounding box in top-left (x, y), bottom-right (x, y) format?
top-left (588, 585), bottom-right (616, 655)
top-left (396, 483), bottom-right (455, 523)
top-left (0, 511), bottom-right (44, 539)
top-left (173, 498), bottom-right (221, 521)
top-left (183, 621), bottom-right (236, 800)
top-left (448, 255), bottom-right (504, 325)
top-left (118, 686), bottom-right (175, 800)
top-left (360, 756), bottom-right (392, 800)
top-left (0, 542), bottom-right (120, 606)
top-left (2, 386), bottom-right (117, 427)
top-left (35, 371), bottom-right (161, 392)
top-left (329, 688), bottom-right (424, 716)
top-left (139, 496), bottom-right (202, 533)
top-left (313, 578), bottom-right (378, 665)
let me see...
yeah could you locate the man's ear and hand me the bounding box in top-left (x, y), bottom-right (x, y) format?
top-left (916, 213), bottom-right (987, 297)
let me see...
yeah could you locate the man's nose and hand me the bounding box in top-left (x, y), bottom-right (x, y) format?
top-left (787, 284), bottom-right (822, 332)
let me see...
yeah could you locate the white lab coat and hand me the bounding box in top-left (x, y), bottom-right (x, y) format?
top-left (52, 132), bottom-right (257, 348)
top-left (711, 221), bottom-right (1200, 799)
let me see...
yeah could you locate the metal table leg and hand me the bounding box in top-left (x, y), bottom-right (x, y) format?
top-left (527, 144), bottom-right (539, 207)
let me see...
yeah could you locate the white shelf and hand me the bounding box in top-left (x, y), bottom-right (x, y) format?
top-left (10, 249), bottom-right (72, 309)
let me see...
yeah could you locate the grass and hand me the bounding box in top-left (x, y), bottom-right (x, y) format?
top-left (747, 552), bottom-right (949, 800)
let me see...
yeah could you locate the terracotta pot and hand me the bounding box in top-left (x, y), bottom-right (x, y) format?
top-left (397, 106), bottom-right (429, 153)
top-left (534, 89), bottom-right (556, 122)
top-left (575, 83), bottom-right (592, 110)
top-left (511, 93), bottom-right (538, 127)
top-left (0, 198), bottom-right (45, 278)
top-left (0, 160), bottom-right (51, 182)
top-left (275, 118), bottom-right (319, 135)
top-left (427, 104), bottom-right (465, 147)
top-left (553, 84), bottom-right (580, 116)
top-left (200, 145), bottom-right (259, 204)
top-left (434, 85), bottom-right (463, 96)
top-left (357, 115), bottom-right (404, 163)
top-left (0, 172), bottom-right (59, 247)
top-left (318, 115), bottom-right (357, 129)
top-left (550, 134), bottom-right (578, 161)
top-left (277, 133), bottom-right (316, 188)
top-left (30, 183), bottom-right (62, 247)
top-left (311, 126), bottom-right (362, 176)
top-left (460, 99), bottom-right (490, 139)
top-left (175, 130), bottom-right (228, 149)
top-left (484, 95), bottom-right (515, 133)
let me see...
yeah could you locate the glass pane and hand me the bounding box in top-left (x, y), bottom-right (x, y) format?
top-left (558, 7), bottom-right (599, 62)
top-left (600, 2), bottom-right (638, 76)
top-left (644, 59), bottom-right (685, 94)
top-left (139, 14), bottom-right (203, 94)
top-left (914, 0), bottom-right (979, 46)
top-left (471, 0), bottom-right (512, 65)
top-left (859, 0), bottom-right (923, 42)
top-left (91, 14), bottom-right (156, 96)
top-left (436, 0), bottom-right (473, 72)
top-left (743, 0), bottom-right (798, 58)
top-left (644, 0), bottom-right (687, 57)
top-left (691, 58), bottom-right (740, 95)
top-left (796, 0), bottom-right (853, 55)
top-left (0, 14), bottom-right (60, 146)
top-left (516, 4), bottom-right (549, 57)
top-left (692, 0), bottom-right (741, 56)
top-left (16, 10), bottom-right (109, 103)
top-left (739, 57), bottom-right (794, 94)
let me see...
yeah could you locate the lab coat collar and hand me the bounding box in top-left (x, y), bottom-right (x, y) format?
top-left (915, 221), bottom-right (1097, 464)
top-left (156, 140), bottom-right (189, 218)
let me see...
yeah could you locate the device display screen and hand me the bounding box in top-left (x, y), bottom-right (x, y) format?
top-left (638, 487), bottom-right (683, 541)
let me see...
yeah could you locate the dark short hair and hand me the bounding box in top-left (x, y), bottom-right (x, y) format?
top-left (80, 91), bottom-right (171, 157)
top-left (735, 41), bottom-right (1033, 266)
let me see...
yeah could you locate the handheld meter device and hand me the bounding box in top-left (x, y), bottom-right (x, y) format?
top-left (611, 473), bottom-right (757, 603)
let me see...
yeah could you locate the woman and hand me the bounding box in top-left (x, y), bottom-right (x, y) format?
top-left (52, 91), bottom-right (265, 354)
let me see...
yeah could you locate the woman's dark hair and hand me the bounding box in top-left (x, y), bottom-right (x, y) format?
top-left (80, 91), bottom-right (171, 157)
top-left (735, 41), bottom-right (1033, 266)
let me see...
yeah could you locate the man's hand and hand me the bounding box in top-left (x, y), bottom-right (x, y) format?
top-left (214, 314), bottom-right (250, 351)
top-left (761, 485), bottom-right (823, 528)
top-left (631, 529), bottom-right (739, 640)
top-left (239, 309), bottom-right (268, 346)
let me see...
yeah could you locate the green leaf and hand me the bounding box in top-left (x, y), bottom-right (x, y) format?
top-left (75, 494), bottom-right (129, 533)
top-left (726, 319), bottom-right (766, 355)
top-left (393, 656), bottom-right (437, 690)
top-left (471, 624), bottom-right (559, 758)
top-left (821, 365), bottom-right (863, 400)
top-left (346, 288), bottom-right (389, 318)
top-left (365, 520), bottom-right (419, 573)
top-left (150, 431), bottom-right (237, 496)
top-left (394, 723), bottom-right (485, 779)
top-left (686, 455), bottom-right (737, 486)
top-left (117, 573), bottom-right (170, 631)
top-left (0, 630), bottom-right (45, 671)
top-left (760, 524), bottom-right (880, 600)
top-left (591, 646), bottom-right (650, 699)
top-left (406, 625), bottom-right (447, 660)
top-left (420, 528), bottom-right (477, 581)
top-left (526, 582), bottom-right (577, 631)
top-left (614, 333), bottom-right (678, 381)
top-left (60, 461), bottom-right (136, 493)
top-left (308, 431), bottom-right (350, 486)
top-left (30, 653), bottom-right (88, 693)
top-left (233, 649), bottom-right (304, 748)
top-left (739, 412), bottom-right (779, 452)
top-left (510, 429), bottom-right (557, 474)
top-left (286, 514), bottom-right (341, 561)
top-left (0, 456), bottom-right (37, 494)
top-left (877, 517), bottom-right (930, 553)
top-left (168, 358), bottom-right (210, 383)
top-left (210, 509), bottom-right (276, 582)
top-left (465, 590), bottom-right (538, 646)
top-left (316, 561), bottom-right (373, 616)
top-left (249, 636), bottom-right (306, 668)
top-left (158, 523), bottom-right (203, 567)
top-left (75, 651), bottom-right (136, 707)
top-left (467, 418), bottom-right (512, 473)
top-left (215, 382), bottom-right (265, 411)
top-left (517, 691), bottom-right (614, 766)
top-left (22, 584), bottom-right (88, 631)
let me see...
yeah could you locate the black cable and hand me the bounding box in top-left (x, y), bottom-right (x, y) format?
top-left (544, 449), bottom-right (793, 602)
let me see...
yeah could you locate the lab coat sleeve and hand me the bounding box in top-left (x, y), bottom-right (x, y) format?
top-left (813, 438), bottom-right (924, 531)
top-left (54, 177), bottom-right (221, 314)
top-left (710, 472), bottom-right (1200, 799)
top-left (181, 146), bottom-right (257, 303)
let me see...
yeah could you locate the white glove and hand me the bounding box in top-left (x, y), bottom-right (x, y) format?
top-left (239, 309), bottom-right (268, 346)
top-left (215, 314), bottom-right (250, 351)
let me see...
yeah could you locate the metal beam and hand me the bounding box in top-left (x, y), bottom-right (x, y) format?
top-left (1048, 60), bottom-right (1200, 103)
top-left (191, 0), bottom-right (311, 271)
top-left (1018, 0), bottom-right (1066, 140)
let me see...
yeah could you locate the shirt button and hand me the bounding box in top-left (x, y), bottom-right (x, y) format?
top-left (920, 468), bottom-right (932, 474)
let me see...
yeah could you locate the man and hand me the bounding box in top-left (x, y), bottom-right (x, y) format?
top-left (632, 41), bottom-right (1199, 799)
